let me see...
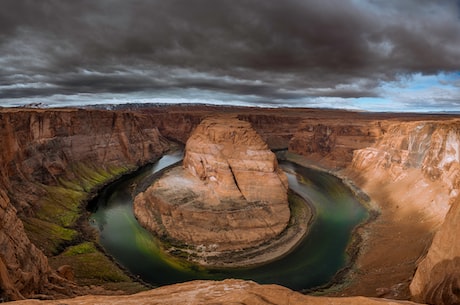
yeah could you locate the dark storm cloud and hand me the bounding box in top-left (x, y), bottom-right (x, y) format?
top-left (1, 0), bottom-right (460, 106)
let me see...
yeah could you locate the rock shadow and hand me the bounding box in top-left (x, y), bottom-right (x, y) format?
top-left (415, 257), bottom-right (460, 305)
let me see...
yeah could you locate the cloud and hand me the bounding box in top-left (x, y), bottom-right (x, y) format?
top-left (0, 0), bottom-right (459, 110)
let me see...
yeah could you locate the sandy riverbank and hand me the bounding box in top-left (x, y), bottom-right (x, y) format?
top-left (331, 173), bottom-right (436, 299)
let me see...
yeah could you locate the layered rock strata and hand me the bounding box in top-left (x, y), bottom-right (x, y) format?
top-left (134, 116), bottom-right (291, 263)
top-left (0, 109), bottom-right (170, 300)
top-left (0, 188), bottom-right (50, 301)
top-left (351, 120), bottom-right (460, 224)
top-left (341, 119), bottom-right (460, 299)
top-left (3, 105), bottom-right (460, 303)
top-left (289, 119), bottom-right (385, 169)
top-left (8, 279), bottom-right (420, 305)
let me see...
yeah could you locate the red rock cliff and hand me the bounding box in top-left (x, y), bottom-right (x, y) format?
top-left (351, 120), bottom-right (460, 224)
top-left (288, 119), bottom-right (384, 169)
top-left (0, 109), bottom-right (170, 300)
top-left (340, 119), bottom-right (460, 300)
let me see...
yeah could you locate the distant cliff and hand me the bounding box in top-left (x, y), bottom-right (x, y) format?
top-left (288, 119), bottom-right (385, 169)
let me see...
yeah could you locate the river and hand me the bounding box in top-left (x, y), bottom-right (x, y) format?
top-left (88, 151), bottom-right (368, 291)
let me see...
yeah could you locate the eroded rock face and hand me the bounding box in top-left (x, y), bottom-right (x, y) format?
top-left (410, 195), bottom-right (460, 304)
top-left (183, 116), bottom-right (288, 205)
top-left (0, 189), bottom-right (49, 301)
top-left (0, 109), bottom-right (170, 300)
top-left (342, 119), bottom-right (460, 298)
top-left (8, 279), bottom-right (420, 305)
top-left (351, 120), bottom-right (460, 224)
top-left (134, 116), bottom-right (290, 258)
top-left (288, 119), bottom-right (384, 169)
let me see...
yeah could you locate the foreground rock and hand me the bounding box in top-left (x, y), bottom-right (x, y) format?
top-left (9, 279), bottom-right (421, 305)
top-left (410, 195), bottom-right (460, 304)
top-left (134, 116), bottom-right (292, 265)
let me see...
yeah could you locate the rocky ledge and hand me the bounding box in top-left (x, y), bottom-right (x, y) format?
top-left (9, 279), bottom-right (419, 305)
top-left (133, 116), bottom-right (309, 266)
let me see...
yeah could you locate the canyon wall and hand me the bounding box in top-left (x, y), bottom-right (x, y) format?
top-left (288, 119), bottom-right (385, 169)
top-left (410, 195), bottom-right (460, 305)
top-left (0, 188), bottom-right (50, 301)
top-left (405, 123), bottom-right (460, 304)
top-left (0, 109), bottom-right (170, 300)
top-left (344, 119), bottom-right (460, 301)
top-left (351, 120), bottom-right (460, 224)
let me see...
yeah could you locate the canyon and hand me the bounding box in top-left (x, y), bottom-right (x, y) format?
top-left (1, 105), bottom-right (459, 304)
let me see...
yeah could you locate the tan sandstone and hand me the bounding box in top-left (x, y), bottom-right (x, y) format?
top-left (134, 116), bottom-right (290, 261)
top-left (8, 279), bottom-right (421, 305)
top-left (339, 119), bottom-right (460, 299)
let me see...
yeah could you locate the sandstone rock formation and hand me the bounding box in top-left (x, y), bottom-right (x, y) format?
top-left (289, 119), bottom-right (385, 168)
top-left (339, 119), bottom-right (460, 299)
top-left (410, 196), bottom-right (460, 304)
top-left (8, 279), bottom-right (420, 305)
top-left (0, 109), bottom-right (170, 300)
top-left (183, 116), bottom-right (289, 206)
top-left (134, 116), bottom-right (290, 263)
top-left (0, 188), bottom-right (49, 301)
top-left (351, 120), bottom-right (460, 224)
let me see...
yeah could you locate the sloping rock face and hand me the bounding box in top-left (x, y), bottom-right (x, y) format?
top-left (8, 279), bottom-right (420, 305)
top-left (0, 109), bottom-right (169, 215)
top-left (0, 109), bottom-right (170, 300)
top-left (0, 189), bottom-right (50, 301)
top-left (340, 119), bottom-right (460, 299)
top-left (183, 116), bottom-right (288, 205)
top-left (351, 120), bottom-right (460, 224)
top-left (134, 116), bottom-right (290, 258)
top-left (410, 196), bottom-right (460, 304)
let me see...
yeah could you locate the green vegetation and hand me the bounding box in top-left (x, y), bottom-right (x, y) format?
top-left (36, 185), bottom-right (85, 227)
top-left (63, 241), bottom-right (97, 256)
top-left (50, 242), bottom-right (147, 293)
top-left (23, 217), bottom-right (78, 254)
top-left (24, 163), bottom-right (132, 256)
top-left (59, 163), bottom-right (130, 193)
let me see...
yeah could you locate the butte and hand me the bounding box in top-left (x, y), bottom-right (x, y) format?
top-left (133, 116), bottom-right (309, 267)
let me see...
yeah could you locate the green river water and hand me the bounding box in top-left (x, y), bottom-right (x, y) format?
top-left (88, 151), bottom-right (368, 291)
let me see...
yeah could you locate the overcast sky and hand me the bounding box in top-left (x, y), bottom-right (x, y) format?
top-left (1, 0), bottom-right (460, 112)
